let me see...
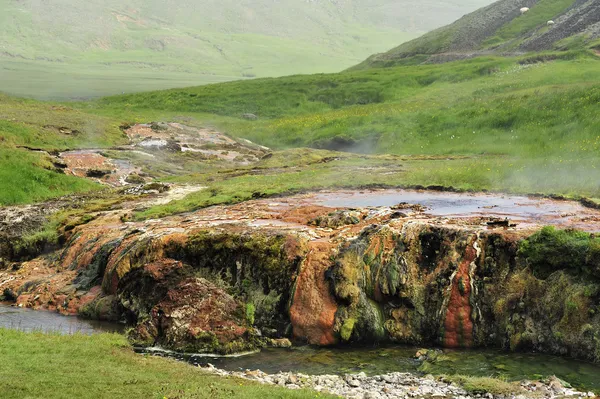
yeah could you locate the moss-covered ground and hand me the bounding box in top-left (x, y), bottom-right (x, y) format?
top-left (0, 94), bottom-right (126, 205)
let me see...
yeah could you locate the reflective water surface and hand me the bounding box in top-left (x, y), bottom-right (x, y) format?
top-left (0, 303), bottom-right (123, 334)
top-left (141, 345), bottom-right (600, 393)
top-left (313, 189), bottom-right (600, 231)
top-left (3, 298), bottom-right (600, 392)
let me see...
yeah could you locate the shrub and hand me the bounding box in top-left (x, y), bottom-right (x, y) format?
top-left (518, 226), bottom-right (600, 279)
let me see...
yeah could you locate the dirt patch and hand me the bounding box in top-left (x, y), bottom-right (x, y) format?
top-left (146, 185), bottom-right (206, 206)
top-left (43, 125), bottom-right (81, 135)
top-left (279, 206), bottom-right (337, 225)
top-left (59, 150), bottom-right (141, 186)
top-left (61, 151), bottom-right (113, 177)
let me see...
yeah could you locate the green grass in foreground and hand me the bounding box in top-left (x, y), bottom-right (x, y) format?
top-left (0, 329), bottom-right (540, 398)
top-left (0, 329), bottom-right (332, 399)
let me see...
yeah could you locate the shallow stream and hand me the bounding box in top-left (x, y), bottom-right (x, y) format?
top-left (0, 303), bottom-right (123, 334)
top-left (2, 303), bottom-right (599, 392)
top-left (142, 345), bottom-right (600, 393)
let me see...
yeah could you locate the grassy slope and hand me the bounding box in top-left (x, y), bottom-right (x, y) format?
top-left (0, 94), bottom-right (126, 205)
top-left (3, 50), bottom-right (600, 208)
top-left (0, 0), bottom-right (493, 100)
top-left (78, 50), bottom-right (600, 218)
top-left (352, 0), bottom-right (597, 69)
top-left (0, 329), bottom-right (332, 399)
top-left (483, 0), bottom-right (577, 47)
top-left (93, 50), bottom-right (600, 155)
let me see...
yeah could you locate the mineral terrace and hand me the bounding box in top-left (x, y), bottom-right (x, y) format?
top-left (2, 186), bottom-right (600, 362)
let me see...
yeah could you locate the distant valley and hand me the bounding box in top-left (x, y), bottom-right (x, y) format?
top-left (0, 0), bottom-right (493, 99)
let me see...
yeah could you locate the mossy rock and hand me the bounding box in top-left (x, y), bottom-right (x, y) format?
top-left (79, 295), bottom-right (121, 321)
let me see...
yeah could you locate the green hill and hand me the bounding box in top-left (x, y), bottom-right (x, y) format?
top-left (5, 47), bottom-right (600, 208)
top-left (0, 0), bottom-right (492, 100)
top-left (354, 0), bottom-right (600, 69)
top-left (3, 0), bottom-right (600, 209)
top-left (82, 47), bottom-right (600, 215)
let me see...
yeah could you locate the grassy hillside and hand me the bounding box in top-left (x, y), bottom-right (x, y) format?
top-left (3, 47), bottom-right (600, 208)
top-left (72, 48), bottom-right (600, 219)
top-left (0, 94), bottom-right (125, 205)
top-left (92, 50), bottom-right (600, 158)
top-left (3, 0), bottom-right (600, 208)
top-left (354, 0), bottom-right (600, 68)
top-left (0, 0), bottom-right (493, 100)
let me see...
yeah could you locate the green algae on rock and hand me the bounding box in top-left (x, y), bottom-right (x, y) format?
top-left (2, 190), bottom-right (600, 362)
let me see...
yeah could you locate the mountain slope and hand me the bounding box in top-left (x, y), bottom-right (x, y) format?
top-left (0, 0), bottom-right (492, 100)
top-left (354, 0), bottom-right (600, 68)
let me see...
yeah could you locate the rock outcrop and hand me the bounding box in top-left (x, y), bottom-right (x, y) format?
top-left (354, 0), bottom-right (600, 68)
top-left (2, 190), bottom-right (600, 361)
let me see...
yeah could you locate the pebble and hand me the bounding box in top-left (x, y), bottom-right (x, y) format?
top-left (348, 379), bottom-right (361, 388)
top-left (197, 365), bottom-right (594, 399)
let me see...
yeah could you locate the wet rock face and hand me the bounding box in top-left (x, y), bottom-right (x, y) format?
top-left (129, 273), bottom-right (254, 354)
top-left (3, 192), bottom-right (600, 360)
top-left (290, 240), bottom-right (339, 346)
top-left (326, 224), bottom-right (600, 361)
top-left (181, 231), bottom-right (306, 336)
top-left (77, 228), bottom-right (304, 353)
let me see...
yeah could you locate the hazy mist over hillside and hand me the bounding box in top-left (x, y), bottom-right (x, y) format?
top-left (0, 0), bottom-right (494, 99)
top-left (4, 1), bottom-right (600, 395)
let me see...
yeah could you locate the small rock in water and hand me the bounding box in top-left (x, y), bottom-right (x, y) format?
top-left (270, 338), bottom-right (292, 348)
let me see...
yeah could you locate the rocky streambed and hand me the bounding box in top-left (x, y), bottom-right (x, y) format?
top-left (2, 301), bottom-right (599, 397)
top-left (135, 344), bottom-right (600, 394)
top-left (198, 366), bottom-right (595, 399)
